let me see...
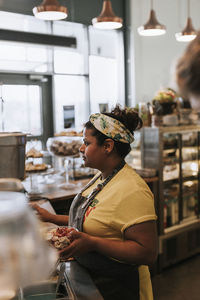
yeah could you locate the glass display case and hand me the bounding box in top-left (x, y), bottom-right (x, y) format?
top-left (141, 125), bottom-right (200, 270)
top-left (25, 144), bottom-right (51, 195)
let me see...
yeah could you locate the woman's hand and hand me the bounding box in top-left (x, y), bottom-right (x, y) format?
top-left (30, 203), bottom-right (69, 226)
top-left (59, 220), bottom-right (158, 266)
top-left (59, 228), bottom-right (95, 259)
top-left (31, 204), bottom-right (53, 222)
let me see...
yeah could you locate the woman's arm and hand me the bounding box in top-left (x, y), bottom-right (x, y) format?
top-left (31, 204), bottom-right (69, 226)
top-left (60, 220), bottom-right (158, 266)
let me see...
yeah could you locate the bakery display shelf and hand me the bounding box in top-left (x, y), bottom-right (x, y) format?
top-left (183, 195), bottom-right (198, 202)
top-left (182, 175), bottom-right (198, 181)
top-left (163, 178), bottom-right (179, 184)
top-left (25, 145), bottom-right (53, 195)
top-left (163, 146), bottom-right (178, 150)
top-left (160, 124), bottom-right (200, 133)
top-left (163, 176), bottom-right (198, 184)
top-left (162, 158), bottom-right (179, 164)
top-left (163, 216), bottom-right (199, 234)
top-left (140, 126), bottom-right (200, 271)
top-left (163, 145), bottom-right (198, 151)
top-left (182, 145), bottom-right (198, 148)
top-left (163, 158), bottom-right (198, 164)
top-left (182, 159), bottom-right (198, 163)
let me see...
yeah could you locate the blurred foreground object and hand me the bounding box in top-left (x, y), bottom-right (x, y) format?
top-left (0, 191), bottom-right (57, 299)
top-left (176, 31), bottom-right (200, 99)
top-left (0, 178), bottom-right (24, 192)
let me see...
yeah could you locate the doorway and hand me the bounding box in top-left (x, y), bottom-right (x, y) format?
top-left (0, 73), bottom-right (53, 148)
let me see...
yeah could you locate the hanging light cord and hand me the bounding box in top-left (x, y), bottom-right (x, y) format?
top-left (188, 0), bottom-right (190, 18)
top-left (0, 83), bottom-right (5, 131)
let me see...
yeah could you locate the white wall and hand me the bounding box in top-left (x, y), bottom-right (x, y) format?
top-left (129, 0), bottom-right (200, 106)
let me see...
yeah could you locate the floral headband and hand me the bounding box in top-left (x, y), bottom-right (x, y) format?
top-left (89, 113), bottom-right (134, 144)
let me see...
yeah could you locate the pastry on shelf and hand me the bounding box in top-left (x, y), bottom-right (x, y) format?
top-left (183, 181), bottom-right (197, 194)
top-left (25, 162), bottom-right (48, 172)
top-left (182, 148), bottom-right (197, 161)
top-left (26, 147), bottom-right (43, 158)
top-left (182, 132), bottom-right (197, 147)
top-left (54, 130), bottom-right (83, 137)
top-left (163, 164), bottom-right (179, 181)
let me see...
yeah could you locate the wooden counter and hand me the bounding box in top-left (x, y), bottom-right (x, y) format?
top-left (41, 178), bottom-right (90, 203)
top-left (25, 178), bottom-right (90, 214)
top-left (27, 177), bottom-right (158, 202)
top-left (25, 176), bottom-right (158, 215)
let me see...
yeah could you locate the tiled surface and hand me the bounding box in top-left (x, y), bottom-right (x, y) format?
top-left (152, 254), bottom-right (200, 300)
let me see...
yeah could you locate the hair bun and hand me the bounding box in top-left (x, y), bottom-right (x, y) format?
top-left (108, 105), bottom-right (143, 133)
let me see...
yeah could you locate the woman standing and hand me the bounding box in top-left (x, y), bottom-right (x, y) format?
top-left (34, 105), bottom-right (158, 300)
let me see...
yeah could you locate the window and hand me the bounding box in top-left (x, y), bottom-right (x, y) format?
top-left (53, 75), bottom-right (89, 132)
top-left (0, 73), bottom-right (53, 147)
top-left (89, 27), bottom-right (125, 114)
top-left (89, 56), bottom-right (119, 113)
top-left (2, 84), bottom-right (42, 135)
top-left (0, 41), bottom-right (52, 73)
top-left (0, 11), bottom-right (125, 147)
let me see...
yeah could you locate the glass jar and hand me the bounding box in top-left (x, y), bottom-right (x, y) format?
top-left (47, 136), bottom-right (83, 188)
top-left (138, 102), bottom-right (152, 127)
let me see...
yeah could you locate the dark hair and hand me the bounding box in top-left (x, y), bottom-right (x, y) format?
top-left (85, 105), bottom-right (143, 158)
top-left (176, 31), bottom-right (200, 96)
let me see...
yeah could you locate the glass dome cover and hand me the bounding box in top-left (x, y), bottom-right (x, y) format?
top-left (47, 136), bottom-right (82, 157)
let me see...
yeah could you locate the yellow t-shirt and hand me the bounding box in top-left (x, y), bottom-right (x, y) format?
top-left (82, 163), bottom-right (157, 300)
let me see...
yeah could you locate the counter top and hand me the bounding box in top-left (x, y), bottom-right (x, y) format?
top-left (42, 179), bottom-right (89, 202)
top-left (24, 176), bottom-right (158, 203)
top-left (23, 178), bottom-right (89, 202)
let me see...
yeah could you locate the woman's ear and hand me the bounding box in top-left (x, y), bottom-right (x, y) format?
top-left (103, 139), bottom-right (114, 154)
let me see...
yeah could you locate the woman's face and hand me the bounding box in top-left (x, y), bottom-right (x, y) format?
top-left (79, 128), bottom-right (106, 169)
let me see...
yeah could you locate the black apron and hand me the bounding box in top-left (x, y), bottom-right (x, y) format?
top-left (68, 161), bottom-right (140, 300)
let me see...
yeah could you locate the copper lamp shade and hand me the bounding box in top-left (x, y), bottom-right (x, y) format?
top-left (175, 17), bottom-right (197, 42)
top-left (92, 0), bottom-right (123, 30)
top-left (33, 0), bottom-right (68, 21)
top-left (175, 0), bottom-right (197, 42)
top-left (138, 9), bottom-right (166, 36)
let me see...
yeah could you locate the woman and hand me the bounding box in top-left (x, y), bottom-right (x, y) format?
top-left (34, 105), bottom-right (158, 300)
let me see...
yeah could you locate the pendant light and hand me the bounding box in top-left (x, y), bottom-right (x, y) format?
top-left (175, 0), bottom-right (197, 42)
top-left (137, 0), bottom-right (166, 36)
top-left (33, 0), bottom-right (68, 21)
top-left (92, 0), bottom-right (123, 30)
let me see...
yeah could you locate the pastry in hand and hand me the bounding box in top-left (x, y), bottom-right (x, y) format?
top-left (46, 227), bottom-right (70, 250)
